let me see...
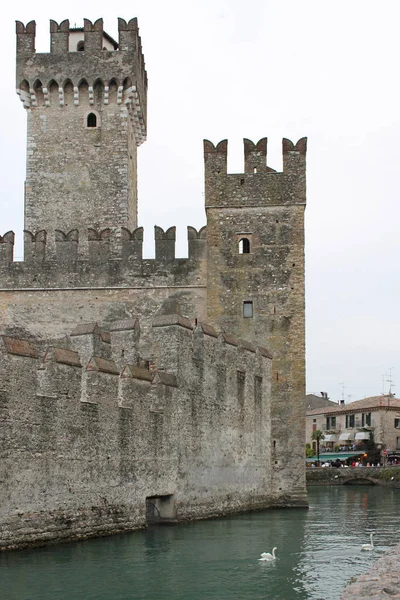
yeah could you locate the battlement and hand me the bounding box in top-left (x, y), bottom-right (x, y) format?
top-left (204, 137), bottom-right (307, 208)
top-left (0, 226), bottom-right (207, 289)
top-left (16, 18), bottom-right (147, 144)
top-left (0, 316), bottom-right (272, 398)
top-left (0, 313), bottom-right (274, 549)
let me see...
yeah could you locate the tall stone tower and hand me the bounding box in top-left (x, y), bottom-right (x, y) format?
top-left (16, 18), bottom-right (147, 247)
top-left (204, 137), bottom-right (307, 503)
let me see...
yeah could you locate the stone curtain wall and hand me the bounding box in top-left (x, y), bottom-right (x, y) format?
top-left (0, 317), bottom-right (272, 550)
top-left (0, 226), bottom-right (207, 340)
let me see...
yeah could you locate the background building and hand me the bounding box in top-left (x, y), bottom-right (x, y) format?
top-left (306, 394), bottom-right (400, 456)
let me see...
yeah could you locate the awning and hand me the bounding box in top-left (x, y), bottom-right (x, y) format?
top-left (306, 452), bottom-right (364, 463)
top-left (355, 432), bottom-right (370, 440)
top-left (339, 432), bottom-right (355, 441)
top-left (323, 434), bottom-right (338, 442)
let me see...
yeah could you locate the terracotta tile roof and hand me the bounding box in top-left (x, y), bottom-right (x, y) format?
top-left (70, 322), bottom-right (100, 336)
top-left (153, 371), bottom-right (178, 387)
top-left (152, 314), bottom-right (193, 330)
top-left (258, 346), bottom-right (273, 359)
top-left (44, 347), bottom-right (81, 367)
top-left (121, 365), bottom-right (153, 382)
top-left (239, 340), bottom-right (257, 353)
top-left (306, 394), bottom-right (400, 415)
top-left (86, 357), bottom-right (119, 375)
top-left (197, 322), bottom-right (219, 338)
top-left (222, 333), bottom-right (238, 347)
top-left (2, 336), bottom-right (39, 358)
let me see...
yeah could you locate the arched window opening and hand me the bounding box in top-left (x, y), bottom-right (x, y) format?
top-left (239, 238), bottom-right (250, 254)
top-left (87, 113), bottom-right (97, 128)
top-left (77, 41), bottom-right (84, 51)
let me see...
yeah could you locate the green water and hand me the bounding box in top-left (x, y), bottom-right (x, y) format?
top-left (1, 486), bottom-right (399, 600)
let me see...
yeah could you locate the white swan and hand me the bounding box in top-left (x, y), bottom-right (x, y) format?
top-left (361, 533), bottom-right (374, 551)
top-left (259, 547), bottom-right (277, 561)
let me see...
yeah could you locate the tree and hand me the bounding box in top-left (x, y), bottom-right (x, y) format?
top-left (311, 430), bottom-right (325, 466)
top-left (305, 443), bottom-right (315, 458)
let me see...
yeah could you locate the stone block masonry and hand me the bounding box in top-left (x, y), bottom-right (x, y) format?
top-left (0, 317), bottom-right (274, 550)
top-left (0, 16), bottom-right (309, 549)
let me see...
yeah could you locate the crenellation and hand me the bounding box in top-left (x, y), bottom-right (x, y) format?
top-left (118, 18), bottom-right (138, 52)
top-left (244, 137), bottom-right (269, 174)
top-left (187, 225), bottom-right (207, 260)
top-left (0, 310), bottom-right (275, 549)
top-left (121, 226), bottom-right (143, 262)
top-left (154, 226), bottom-right (176, 262)
top-left (49, 19), bottom-right (69, 54)
top-left (83, 18), bottom-right (105, 53)
top-left (0, 231), bottom-right (15, 263)
top-left (2, 14), bottom-right (308, 550)
top-left (87, 228), bottom-right (111, 263)
top-left (24, 230), bottom-right (47, 262)
top-left (16, 21), bottom-right (36, 56)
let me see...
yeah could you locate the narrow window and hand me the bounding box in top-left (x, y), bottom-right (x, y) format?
top-left (237, 371), bottom-right (245, 408)
top-left (77, 41), bottom-right (85, 51)
top-left (243, 301), bottom-right (253, 318)
top-left (239, 238), bottom-right (250, 254)
top-left (395, 418), bottom-right (400, 429)
top-left (326, 416), bottom-right (336, 429)
top-left (87, 113), bottom-right (97, 128)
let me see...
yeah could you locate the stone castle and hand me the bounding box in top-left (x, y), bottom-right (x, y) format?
top-left (0, 17), bottom-right (307, 550)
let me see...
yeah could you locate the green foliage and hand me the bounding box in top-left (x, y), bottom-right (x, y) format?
top-left (305, 443), bottom-right (315, 458)
top-left (311, 429), bottom-right (325, 441)
top-left (374, 467), bottom-right (400, 481)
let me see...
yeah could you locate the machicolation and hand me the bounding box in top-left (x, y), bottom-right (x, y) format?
top-left (0, 16), bottom-right (308, 550)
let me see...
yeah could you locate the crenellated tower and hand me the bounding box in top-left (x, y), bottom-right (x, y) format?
top-left (204, 137), bottom-right (307, 503)
top-left (16, 18), bottom-right (147, 249)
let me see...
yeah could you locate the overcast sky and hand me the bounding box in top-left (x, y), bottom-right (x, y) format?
top-left (1, 0), bottom-right (399, 403)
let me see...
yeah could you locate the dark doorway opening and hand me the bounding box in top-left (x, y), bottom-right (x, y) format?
top-left (145, 494), bottom-right (177, 525)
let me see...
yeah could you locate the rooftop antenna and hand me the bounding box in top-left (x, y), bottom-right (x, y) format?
top-left (387, 367), bottom-right (395, 395)
top-left (382, 372), bottom-right (387, 395)
top-left (339, 381), bottom-right (346, 405)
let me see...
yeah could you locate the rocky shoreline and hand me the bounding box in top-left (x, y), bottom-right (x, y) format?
top-left (341, 543), bottom-right (400, 599)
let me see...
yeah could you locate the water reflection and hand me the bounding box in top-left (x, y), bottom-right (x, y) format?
top-left (1, 486), bottom-right (399, 600)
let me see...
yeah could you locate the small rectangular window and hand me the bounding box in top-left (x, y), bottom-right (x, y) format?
top-left (326, 416), bottom-right (336, 429)
top-left (395, 418), bottom-right (400, 429)
top-left (243, 301), bottom-right (253, 318)
top-left (362, 412), bottom-right (372, 426)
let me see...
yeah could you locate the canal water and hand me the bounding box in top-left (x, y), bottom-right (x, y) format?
top-left (1, 486), bottom-right (399, 600)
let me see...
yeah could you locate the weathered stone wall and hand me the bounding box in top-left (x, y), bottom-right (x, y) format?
top-left (6, 17), bottom-right (309, 548)
top-left (0, 316), bottom-right (274, 550)
top-left (204, 138), bottom-right (307, 505)
top-left (0, 226), bottom-right (207, 342)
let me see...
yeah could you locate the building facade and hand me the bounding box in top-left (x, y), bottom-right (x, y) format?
top-left (306, 395), bottom-right (400, 455)
top-left (0, 18), bottom-right (308, 549)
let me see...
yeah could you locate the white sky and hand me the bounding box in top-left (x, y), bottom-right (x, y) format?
top-left (1, 0), bottom-right (400, 403)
